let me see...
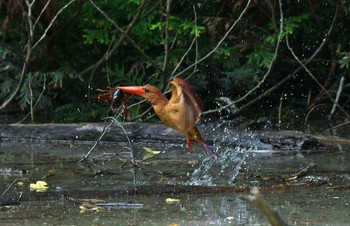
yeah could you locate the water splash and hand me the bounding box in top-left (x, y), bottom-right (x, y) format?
top-left (186, 122), bottom-right (254, 186)
top-left (186, 146), bottom-right (250, 186)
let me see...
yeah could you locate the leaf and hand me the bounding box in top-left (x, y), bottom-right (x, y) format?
top-left (143, 146), bottom-right (159, 154)
top-left (165, 198), bottom-right (181, 204)
top-left (143, 147), bottom-right (161, 160)
top-left (30, 180), bottom-right (49, 192)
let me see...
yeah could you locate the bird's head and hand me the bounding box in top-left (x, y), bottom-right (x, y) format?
top-left (118, 84), bottom-right (164, 105)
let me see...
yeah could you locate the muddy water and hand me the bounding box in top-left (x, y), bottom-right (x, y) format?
top-left (1, 137), bottom-right (350, 225)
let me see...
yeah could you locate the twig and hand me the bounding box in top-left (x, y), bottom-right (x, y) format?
top-left (81, 0), bottom-right (165, 77)
top-left (210, 1), bottom-right (339, 116)
top-left (177, 0), bottom-right (253, 78)
top-left (78, 118), bottom-right (118, 163)
top-left (29, 73), bottom-right (34, 122)
top-left (33, 0), bottom-right (53, 31)
top-left (285, 163), bottom-right (316, 181)
top-left (16, 75), bottom-right (47, 124)
top-left (278, 93), bottom-right (284, 125)
top-left (78, 113), bottom-right (137, 165)
top-left (330, 76), bottom-right (345, 119)
top-left (286, 35), bottom-right (349, 118)
top-left (16, 192), bottom-right (23, 202)
top-left (204, 0), bottom-right (282, 115)
top-left (304, 103), bottom-right (329, 126)
top-left (162, 0), bottom-right (171, 78)
top-left (107, 116), bottom-right (136, 166)
top-left (32, 0), bottom-right (76, 49)
top-left (247, 187), bottom-right (289, 226)
top-left (78, 113), bottom-right (138, 188)
top-left (171, 37), bottom-right (197, 78)
top-left (0, 0), bottom-right (33, 111)
top-left (190, 4), bottom-right (199, 77)
top-left (326, 120), bottom-right (350, 131)
top-left (167, 5), bottom-right (200, 80)
top-left (2, 178), bottom-right (19, 196)
top-left (0, 0), bottom-right (75, 111)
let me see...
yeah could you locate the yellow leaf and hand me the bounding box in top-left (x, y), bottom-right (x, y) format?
top-left (165, 198), bottom-right (181, 204)
top-left (143, 147), bottom-right (160, 155)
top-left (143, 147), bottom-right (161, 160)
top-left (30, 180), bottom-right (49, 192)
top-left (17, 182), bottom-right (24, 187)
top-left (36, 181), bottom-right (48, 187)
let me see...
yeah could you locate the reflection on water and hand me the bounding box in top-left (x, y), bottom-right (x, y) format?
top-left (1, 188), bottom-right (350, 225)
top-left (1, 135), bottom-right (350, 225)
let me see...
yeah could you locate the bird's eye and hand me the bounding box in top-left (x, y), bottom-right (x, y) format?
top-left (144, 88), bottom-right (150, 93)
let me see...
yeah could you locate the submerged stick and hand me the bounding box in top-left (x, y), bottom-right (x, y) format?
top-left (286, 163), bottom-right (316, 181)
top-left (247, 187), bottom-right (289, 226)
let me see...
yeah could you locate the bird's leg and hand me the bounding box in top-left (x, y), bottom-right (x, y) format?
top-left (186, 136), bottom-right (194, 153)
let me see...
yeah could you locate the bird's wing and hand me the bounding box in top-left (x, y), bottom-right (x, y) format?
top-left (167, 78), bottom-right (203, 134)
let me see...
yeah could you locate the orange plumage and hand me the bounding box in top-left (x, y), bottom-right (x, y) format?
top-left (119, 78), bottom-right (216, 158)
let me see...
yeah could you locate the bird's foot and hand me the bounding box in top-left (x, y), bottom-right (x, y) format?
top-left (203, 143), bottom-right (217, 159)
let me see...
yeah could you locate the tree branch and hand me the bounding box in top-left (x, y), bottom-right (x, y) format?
top-left (162, 0), bottom-right (171, 82)
top-left (286, 33), bottom-right (348, 118)
top-left (177, 0), bottom-right (253, 78)
top-left (0, 0), bottom-right (75, 112)
top-left (204, 0), bottom-right (283, 115)
top-left (80, 0), bottom-right (165, 77)
top-left (204, 0), bottom-right (339, 116)
top-left (32, 0), bottom-right (76, 49)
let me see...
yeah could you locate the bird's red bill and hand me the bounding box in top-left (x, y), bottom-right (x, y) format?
top-left (118, 86), bottom-right (145, 96)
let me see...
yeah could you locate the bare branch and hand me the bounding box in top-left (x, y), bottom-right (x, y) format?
top-left (0, 0), bottom-right (34, 111)
top-left (177, 0), bottom-right (252, 78)
top-left (2, 178), bottom-right (19, 196)
top-left (205, 0), bottom-right (339, 116)
top-left (171, 37), bottom-right (197, 78)
top-left (171, 5), bottom-right (199, 78)
top-left (162, 0), bottom-right (171, 76)
top-left (0, 0), bottom-right (75, 111)
top-left (33, 0), bottom-right (53, 31)
top-left (81, 0), bottom-right (165, 77)
top-left (33, 0), bottom-right (76, 49)
top-left (16, 74), bottom-right (47, 124)
top-left (286, 34), bottom-right (348, 118)
top-left (78, 119), bottom-right (117, 163)
top-left (204, 0), bottom-right (283, 115)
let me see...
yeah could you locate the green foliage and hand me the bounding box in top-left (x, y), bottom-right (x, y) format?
top-left (338, 52), bottom-right (350, 69)
top-left (1, 0), bottom-right (349, 124)
top-left (82, 1), bottom-right (129, 45)
top-left (247, 45), bottom-right (276, 68)
top-left (150, 15), bottom-right (205, 38)
top-left (284, 14), bottom-right (310, 37)
top-left (103, 64), bottom-right (145, 86)
top-left (82, 0), bottom-right (159, 48)
top-left (248, 13), bottom-right (310, 69)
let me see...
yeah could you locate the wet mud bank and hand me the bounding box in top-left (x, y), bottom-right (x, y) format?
top-left (0, 122), bottom-right (323, 151)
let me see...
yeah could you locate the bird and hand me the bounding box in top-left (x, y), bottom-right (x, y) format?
top-left (118, 77), bottom-right (216, 158)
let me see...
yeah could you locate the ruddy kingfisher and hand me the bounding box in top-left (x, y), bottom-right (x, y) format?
top-left (118, 78), bottom-right (216, 158)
